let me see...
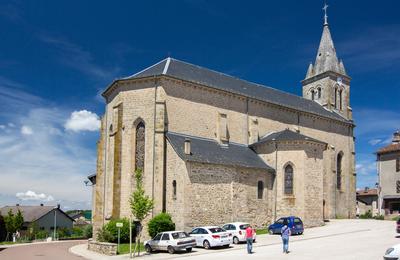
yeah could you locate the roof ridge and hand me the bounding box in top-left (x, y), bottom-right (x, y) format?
top-left (166, 131), bottom-right (247, 147)
top-left (124, 58), bottom-right (168, 79)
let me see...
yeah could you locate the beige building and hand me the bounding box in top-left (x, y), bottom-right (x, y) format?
top-left (91, 15), bottom-right (356, 237)
top-left (377, 131), bottom-right (400, 217)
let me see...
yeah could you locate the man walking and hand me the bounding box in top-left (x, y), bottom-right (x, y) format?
top-left (281, 223), bottom-right (291, 254)
top-left (245, 225), bottom-right (254, 254)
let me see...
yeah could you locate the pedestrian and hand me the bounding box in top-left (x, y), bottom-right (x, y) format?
top-left (245, 225), bottom-right (254, 254)
top-left (281, 223), bottom-right (291, 254)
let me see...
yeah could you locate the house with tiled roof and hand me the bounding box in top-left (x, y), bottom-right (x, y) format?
top-left (0, 204), bottom-right (74, 233)
top-left (377, 131), bottom-right (400, 216)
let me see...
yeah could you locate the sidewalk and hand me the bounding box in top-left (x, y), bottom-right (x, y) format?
top-left (69, 219), bottom-right (395, 260)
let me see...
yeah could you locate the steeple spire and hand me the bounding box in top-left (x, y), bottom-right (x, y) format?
top-left (323, 2), bottom-right (329, 26)
top-left (304, 3), bottom-right (347, 79)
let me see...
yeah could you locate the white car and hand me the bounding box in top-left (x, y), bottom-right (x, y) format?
top-left (384, 243), bottom-right (400, 260)
top-left (222, 222), bottom-right (257, 244)
top-left (189, 226), bottom-right (232, 249)
top-left (144, 231), bottom-right (196, 254)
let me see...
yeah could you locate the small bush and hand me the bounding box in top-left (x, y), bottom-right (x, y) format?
top-left (148, 213), bottom-right (175, 238)
top-left (97, 219), bottom-right (131, 243)
top-left (360, 210), bottom-right (373, 219)
top-left (72, 227), bottom-right (83, 237)
top-left (374, 215), bottom-right (384, 220)
top-left (96, 225), bottom-right (114, 242)
top-left (83, 224), bottom-right (93, 238)
top-left (57, 227), bottom-right (71, 238)
top-left (392, 216), bottom-right (400, 222)
top-left (35, 230), bottom-right (49, 240)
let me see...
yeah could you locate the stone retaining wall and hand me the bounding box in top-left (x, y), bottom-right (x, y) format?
top-left (88, 239), bottom-right (117, 256)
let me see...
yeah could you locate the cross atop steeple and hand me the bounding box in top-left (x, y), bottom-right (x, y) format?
top-left (323, 2), bottom-right (329, 26)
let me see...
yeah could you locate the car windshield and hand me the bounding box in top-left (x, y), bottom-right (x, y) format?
top-left (171, 232), bottom-right (190, 239)
top-left (239, 224), bottom-right (250, 230)
top-left (209, 228), bottom-right (225, 233)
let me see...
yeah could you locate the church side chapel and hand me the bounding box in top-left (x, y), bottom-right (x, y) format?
top-left (91, 7), bottom-right (356, 237)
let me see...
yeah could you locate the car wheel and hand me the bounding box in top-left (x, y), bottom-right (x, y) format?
top-left (186, 247), bottom-right (192, 252)
top-left (233, 236), bottom-right (239, 244)
top-left (167, 246), bottom-right (175, 254)
top-left (299, 232), bottom-right (303, 235)
top-left (253, 239), bottom-right (256, 243)
top-left (203, 240), bottom-right (211, 249)
top-left (145, 244), bottom-right (152, 253)
top-left (269, 229), bottom-right (274, 235)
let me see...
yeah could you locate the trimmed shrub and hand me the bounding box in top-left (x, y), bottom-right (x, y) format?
top-left (374, 215), bottom-right (384, 220)
top-left (148, 213), bottom-right (175, 238)
top-left (35, 230), bottom-right (49, 240)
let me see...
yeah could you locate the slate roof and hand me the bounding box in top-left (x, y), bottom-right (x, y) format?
top-left (383, 195), bottom-right (400, 200)
top-left (0, 205), bottom-right (74, 223)
top-left (166, 132), bottom-right (274, 172)
top-left (250, 129), bottom-right (326, 147)
top-left (105, 58), bottom-right (351, 123)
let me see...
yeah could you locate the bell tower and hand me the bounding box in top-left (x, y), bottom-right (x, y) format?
top-left (302, 4), bottom-right (352, 120)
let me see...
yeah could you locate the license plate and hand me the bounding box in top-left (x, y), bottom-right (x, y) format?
top-left (221, 235), bottom-right (227, 238)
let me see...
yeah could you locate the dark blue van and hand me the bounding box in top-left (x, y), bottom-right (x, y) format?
top-left (268, 216), bottom-right (304, 235)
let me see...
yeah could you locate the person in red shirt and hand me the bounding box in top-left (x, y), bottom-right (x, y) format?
top-left (245, 225), bottom-right (255, 254)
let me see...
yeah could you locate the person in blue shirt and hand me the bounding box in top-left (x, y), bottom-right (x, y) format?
top-left (281, 223), bottom-right (291, 253)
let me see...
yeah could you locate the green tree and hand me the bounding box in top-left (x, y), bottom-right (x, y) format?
top-left (130, 169), bottom-right (154, 256)
top-left (4, 209), bottom-right (16, 239)
top-left (0, 215), bottom-right (6, 242)
top-left (14, 210), bottom-right (24, 232)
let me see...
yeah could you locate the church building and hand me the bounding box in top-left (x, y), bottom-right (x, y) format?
top-left (91, 9), bottom-right (356, 236)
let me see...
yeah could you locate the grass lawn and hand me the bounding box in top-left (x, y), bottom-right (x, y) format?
top-left (117, 243), bottom-right (145, 255)
top-left (256, 229), bottom-right (269, 235)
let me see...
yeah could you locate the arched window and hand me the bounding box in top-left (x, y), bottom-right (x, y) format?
top-left (257, 181), bottom-right (264, 199)
top-left (172, 180), bottom-right (177, 199)
top-left (284, 165), bottom-right (294, 195)
top-left (334, 87), bottom-right (338, 109)
top-left (311, 90), bottom-right (315, 101)
top-left (135, 121), bottom-right (145, 171)
top-left (337, 153), bottom-right (343, 190)
top-left (317, 87), bottom-right (322, 99)
top-left (339, 90), bottom-right (343, 110)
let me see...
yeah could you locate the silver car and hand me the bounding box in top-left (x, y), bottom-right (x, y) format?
top-left (144, 231), bottom-right (196, 254)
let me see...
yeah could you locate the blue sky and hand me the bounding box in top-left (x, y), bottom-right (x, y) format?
top-left (0, 0), bottom-right (399, 210)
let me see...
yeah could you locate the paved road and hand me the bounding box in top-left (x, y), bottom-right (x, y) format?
top-left (134, 219), bottom-right (399, 260)
top-left (0, 240), bottom-right (87, 260)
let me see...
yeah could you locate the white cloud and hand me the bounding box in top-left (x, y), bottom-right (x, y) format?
top-left (0, 125), bottom-right (5, 130)
top-left (65, 110), bottom-right (100, 132)
top-left (21, 125), bottom-right (33, 135)
top-left (16, 190), bottom-right (54, 202)
top-left (0, 84), bottom-right (94, 209)
top-left (368, 139), bottom-right (382, 146)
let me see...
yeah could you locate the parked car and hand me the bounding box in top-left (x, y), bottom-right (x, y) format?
top-left (268, 216), bottom-right (304, 235)
top-left (222, 222), bottom-right (256, 244)
top-left (384, 243), bottom-right (400, 260)
top-left (144, 231), bottom-right (196, 254)
top-left (396, 219), bottom-right (400, 233)
top-left (189, 226), bottom-right (232, 249)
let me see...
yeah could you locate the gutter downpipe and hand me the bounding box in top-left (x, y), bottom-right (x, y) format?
top-left (151, 76), bottom-right (158, 218)
top-left (274, 140), bottom-right (278, 222)
top-left (103, 95), bottom-right (109, 226)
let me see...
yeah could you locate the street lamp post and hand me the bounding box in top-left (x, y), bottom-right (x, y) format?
top-left (53, 208), bottom-right (57, 240)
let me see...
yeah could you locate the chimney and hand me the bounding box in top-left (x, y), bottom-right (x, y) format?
top-left (40, 203), bottom-right (44, 206)
top-left (16, 204), bottom-right (19, 206)
top-left (57, 204), bottom-right (60, 209)
top-left (184, 138), bottom-right (191, 155)
top-left (393, 131), bottom-right (400, 143)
